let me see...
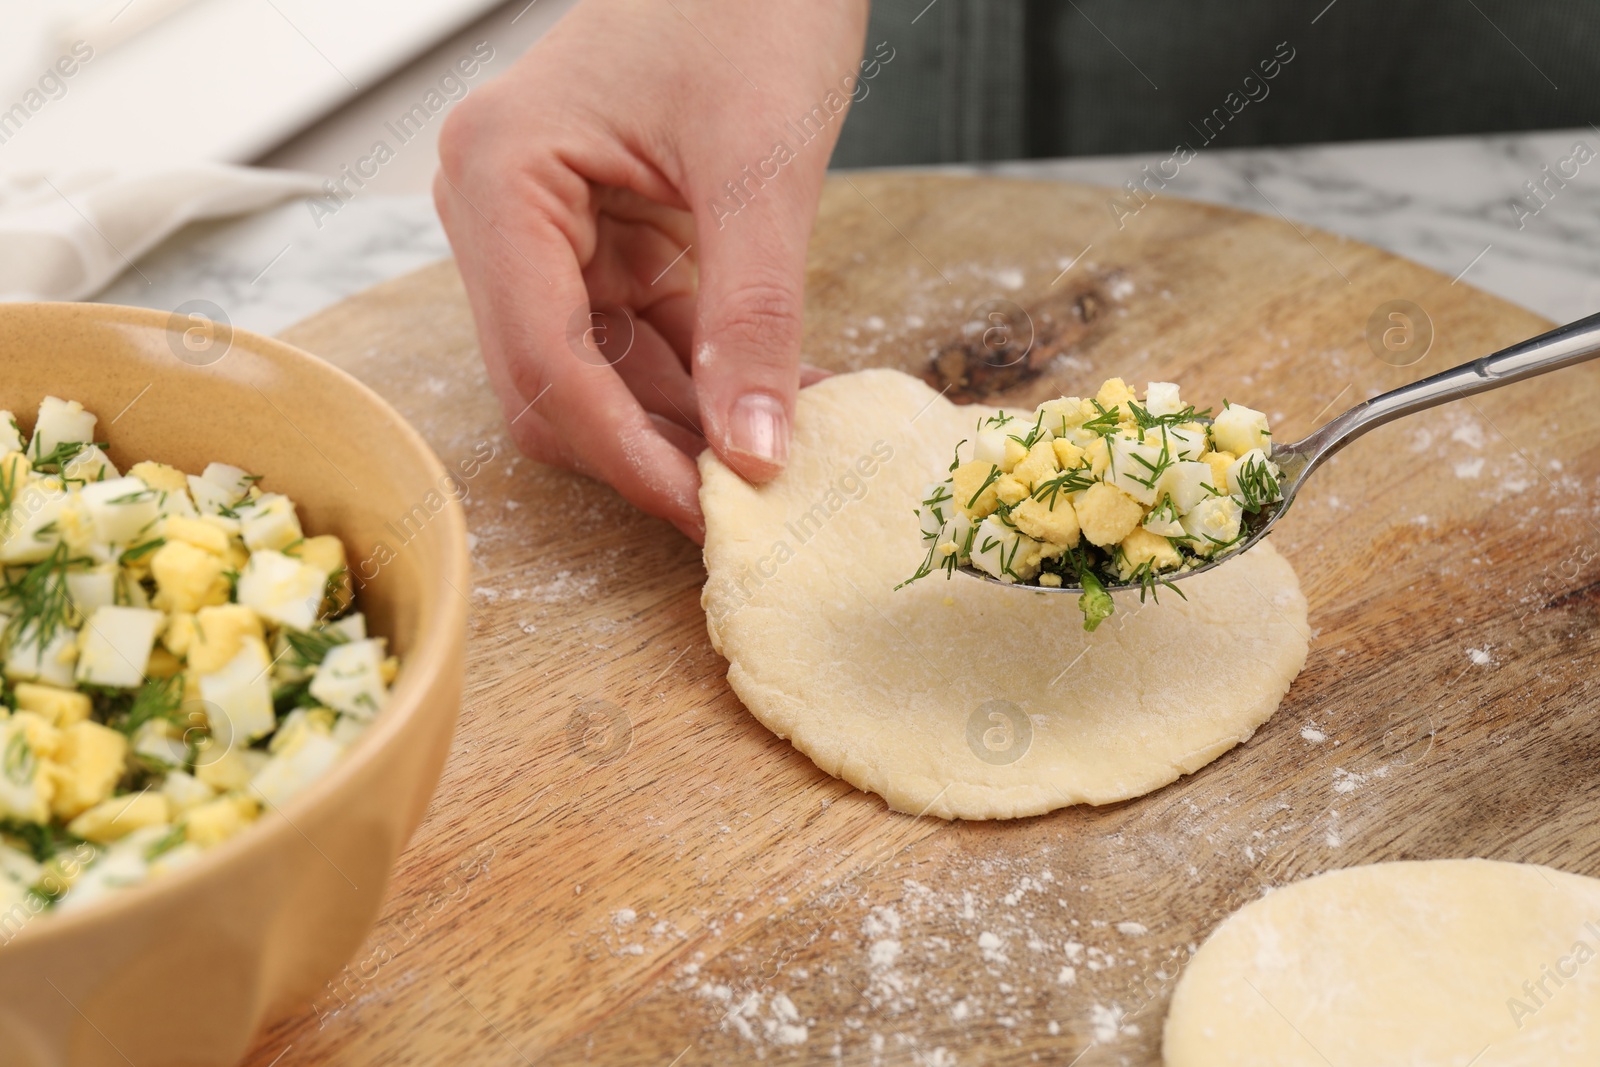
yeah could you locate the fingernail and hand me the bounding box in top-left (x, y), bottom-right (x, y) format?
top-left (729, 392), bottom-right (787, 465)
top-left (799, 363), bottom-right (834, 387)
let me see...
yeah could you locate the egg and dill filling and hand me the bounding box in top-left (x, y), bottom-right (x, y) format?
top-left (0, 397), bottom-right (397, 918)
top-left (899, 378), bottom-right (1285, 630)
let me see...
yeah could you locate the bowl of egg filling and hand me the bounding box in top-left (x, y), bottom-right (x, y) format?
top-left (0, 302), bottom-right (469, 1067)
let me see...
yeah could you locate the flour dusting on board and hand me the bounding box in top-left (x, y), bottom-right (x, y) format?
top-left (571, 680), bottom-right (1484, 1061)
top-left (652, 844), bottom-right (1214, 1061)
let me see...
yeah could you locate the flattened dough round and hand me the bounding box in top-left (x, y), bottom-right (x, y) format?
top-left (1164, 859), bottom-right (1600, 1065)
top-left (699, 369), bottom-right (1309, 819)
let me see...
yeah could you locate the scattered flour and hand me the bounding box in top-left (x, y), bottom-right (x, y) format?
top-left (700, 985), bottom-right (810, 1048)
top-left (977, 931), bottom-right (1008, 964)
top-left (1088, 1002), bottom-right (1138, 1042)
top-left (664, 792), bottom-right (1325, 1058)
top-left (1300, 724), bottom-right (1328, 744)
top-left (1467, 647), bottom-right (1493, 666)
top-left (1450, 422), bottom-right (1487, 449)
top-left (863, 905), bottom-right (901, 938)
top-left (528, 569), bottom-right (601, 604)
top-left (869, 940), bottom-right (902, 968)
top-left (1332, 768), bottom-right (1366, 794)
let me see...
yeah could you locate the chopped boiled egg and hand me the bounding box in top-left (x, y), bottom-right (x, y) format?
top-left (76, 606), bottom-right (164, 688)
top-left (63, 445), bottom-right (119, 483)
top-left (251, 730), bottom-right (343, 808)
top-left (6, 621), bottom-right (79, 688)
top-left (1143, 382), bottom-right (1183, 418)
top-left (185, 475), bottom-right (237, 516)
top-left (1181, 495), bottom-right (1245, 554)
top-left (1212, 401), bottom-right (1273, 456)
top-left (29, 397), bottom-right (97, 461)
top-left (196, 637), bottom-right (276, 748)
top-left (0, 715), bottom-right (55, 822)
top-left (968, 516), bottom-right (1045, 584)
top-left (78, 478), bottom-right (162, 545)
top-left (0, 412), bottom-right (22, 455)
top-left (199, 463), bottom-right (254, 500)
top-left (236, 494), bottom-right (303, 553)
top-left (14, 682), bottom-right (91, 727)
top-left (902, 378), bottom-right (1284, 629)
top-left (150, 539), bottom-right (229, 613)
top-left (49, 721), bottom-right (127, 819)
top-left (67, 791), bottom-right (171, 844)
top-left (236, 550), bottom-right (328, 631)
top-left (0, 395), bottom-right (396, 919)
top-left (309, 638), bottom-right (390, 720)
top-left (0, 482), bottom-right (69, 564)
top-left (159, 770), bottom-right (215, 814)
top-left (184, 794), bottom-right (258, 847)
top-left (65, 565), bottom-right (117, 616)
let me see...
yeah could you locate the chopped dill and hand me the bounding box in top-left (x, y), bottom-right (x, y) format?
top-left (2, 543), bottom-right (83, 652)
top-left (897, 380), bottom-right (1277, 631)
top-left (286, 628), bottom-right (349, 668)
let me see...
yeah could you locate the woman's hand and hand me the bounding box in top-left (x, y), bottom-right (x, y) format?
top-left (435, 0), bottom-right (869, 542)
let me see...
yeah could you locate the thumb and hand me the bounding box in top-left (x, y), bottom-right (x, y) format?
top-left (690, 166), bottom-right (819, 484)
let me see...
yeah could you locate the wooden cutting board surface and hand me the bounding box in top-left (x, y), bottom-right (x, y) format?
top-left (240, 174), bottom-right (1600, 1066)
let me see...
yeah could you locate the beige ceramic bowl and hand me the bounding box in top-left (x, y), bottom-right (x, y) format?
top-left (0, 303), bottom-right (469, 1067)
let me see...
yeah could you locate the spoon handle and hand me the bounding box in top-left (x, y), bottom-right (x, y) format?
top-left (1289, 308), bottom-right (1600, 473)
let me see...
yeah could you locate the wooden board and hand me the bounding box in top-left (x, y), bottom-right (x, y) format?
top-left (240, 174), bottom-right (1600, 1066)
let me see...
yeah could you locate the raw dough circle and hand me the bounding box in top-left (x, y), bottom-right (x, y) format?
top-left (1163, 859), bottom-right (1600, 1065)
top-left (698, 369), bottom-right (1309, 819)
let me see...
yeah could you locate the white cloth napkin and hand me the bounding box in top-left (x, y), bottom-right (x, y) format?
top-left (0, 163), bottom-right (325, 301)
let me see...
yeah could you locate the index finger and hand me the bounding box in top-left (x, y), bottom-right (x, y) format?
top-left (436, 173), bottom-right (706, 542)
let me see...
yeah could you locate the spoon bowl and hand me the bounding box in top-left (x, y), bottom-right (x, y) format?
top-left (958, 309), bottom-right (1600, 595)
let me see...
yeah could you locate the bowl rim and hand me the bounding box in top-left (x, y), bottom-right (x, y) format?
top-left (0, 301), bottom-right (471, 949)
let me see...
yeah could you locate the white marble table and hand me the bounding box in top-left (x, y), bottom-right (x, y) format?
top-left (97, 128), bottom-right (1600, 333)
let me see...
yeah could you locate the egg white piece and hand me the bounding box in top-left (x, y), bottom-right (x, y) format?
top-left (30, 396), bottom-right (97, 459)
top-left (236, 550), bottom-right (328, 631)
top-left (237, 494), bottom-right (303, 553)
top-left (0, 482), bottom-right (69, 564)
top-left (6, 621), bottom-right (79, 688)
top-left (309, 639), bottom-right (389, 720)
top-left (79, 477), bottom-right (162, 546)
top-left (197, 639), bottom-right (277, 749)
top-left (76, 606), bottom-right (163, 688)
top-left (251, 732), bottom-right (345, 808)
top-left (1212, 402), bottom-right (1273, 457)
top-left (0, 412), bottom-right (22, 456)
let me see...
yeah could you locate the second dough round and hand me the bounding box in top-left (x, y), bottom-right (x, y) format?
top-left (1164, 859), bottom-right (1600, 1065)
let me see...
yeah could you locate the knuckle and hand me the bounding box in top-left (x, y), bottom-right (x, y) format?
top-left (435, 94), bottom-right (486, 186)
top-left (435, 92), bottom-right (575, 235)
top-left (502, 402), bottom-right (570, 466)
top-left (710, 281), bottom-right (803, 364)
top-left (513, 428), bottom-right (574, 474)
top-left (505, 355), bottom-right (551, 406)
top-left (430, 170), bottom-right (453, 222)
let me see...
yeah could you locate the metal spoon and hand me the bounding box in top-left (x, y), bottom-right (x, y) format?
top-left (959, 309), bottom-right (1600, 594)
